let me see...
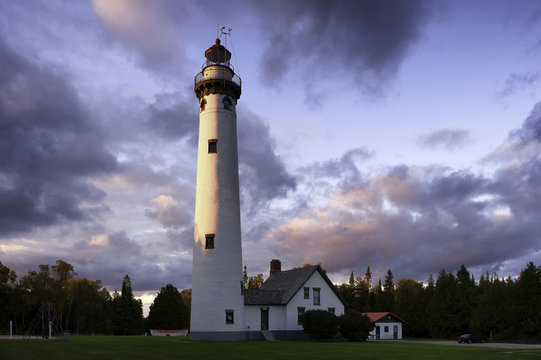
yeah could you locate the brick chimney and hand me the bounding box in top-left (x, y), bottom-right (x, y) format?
top-left (270, 259), bottom-right (281, 277)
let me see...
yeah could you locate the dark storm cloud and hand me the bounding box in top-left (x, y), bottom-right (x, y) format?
top-left (307, 148), bottom-right (373, 183)
top-left (417, 128), bottom-right (472, 150)
top-left (145, 94), bottom-right (198, 143)
top-left (500, 72), bottom-right (541, 97)
top-left (237, 110), bottom-right (297, 208)
top-left (0, 38), bottom-right (117, 236)
top-left (38, 230), bottom-right (193, 291)
top-left (250, 0), bottom-right (436, 94)
top-left (510, 101), bottom-right (541, 143)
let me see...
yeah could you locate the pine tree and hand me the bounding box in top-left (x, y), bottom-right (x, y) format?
top-left (381, 269), bottom-right (395, 311)
top-left (148, 284), bottom-right (188, 330)
top-left (243, 265), bottom-right (248, 290)
top-left (111, 275), bottom-right (143, 335)
top-left (364, 266), bottom-right (372, 287)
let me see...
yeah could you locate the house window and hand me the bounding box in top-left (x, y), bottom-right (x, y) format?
top-left (208, 139), bottom-right (217, 153)
top-left (225, 310), bottom-right (234, 324)
top-left (303, 287), bottom-right (309, 299)
top-left (328, 307), bottom-right (335, 314)
top-left (313, 288), bottom-right (320, 305)
top-left (297, 307), bottom-right (305, 325)
top-left (205, 234), bottom-right (214, 249)
top-left (384, 326), bottom-right (389, 333)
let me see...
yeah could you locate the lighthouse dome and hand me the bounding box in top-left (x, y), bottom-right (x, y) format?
top-left (205, 39), bottom-right (231, 64)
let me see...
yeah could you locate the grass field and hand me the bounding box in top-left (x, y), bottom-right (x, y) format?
top-left (1, 336), bottom-right (540, 360)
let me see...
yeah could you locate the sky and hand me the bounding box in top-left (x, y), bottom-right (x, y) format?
top-left (1, 0), bottom-right (541, 314)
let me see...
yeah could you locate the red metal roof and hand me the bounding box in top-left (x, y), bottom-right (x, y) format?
top-left (362, 312), bottom-right (406, 323)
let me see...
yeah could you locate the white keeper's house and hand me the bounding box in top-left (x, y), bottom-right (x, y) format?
top-left (244, 260), bottom-right (346, 340)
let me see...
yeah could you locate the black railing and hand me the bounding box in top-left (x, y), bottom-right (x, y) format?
top-left (194, 70), bottom-right (242, 87)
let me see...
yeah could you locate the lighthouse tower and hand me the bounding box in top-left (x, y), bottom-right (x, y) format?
top-left (190, 39), bottom-right (244, 340)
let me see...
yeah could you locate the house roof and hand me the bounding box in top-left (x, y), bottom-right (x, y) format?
top-left (244, 265), bottom-right (346, 306)
top-left (362, 312), bottom-right (406, 324)
top-left (244, 289), bottom-right (286, 305)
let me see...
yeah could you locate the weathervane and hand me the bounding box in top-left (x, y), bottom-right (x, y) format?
top-left (217, 25), bottom-right (232, 39)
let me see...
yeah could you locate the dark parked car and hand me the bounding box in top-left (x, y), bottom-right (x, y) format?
top-left (457, 334), bottom-right (485, 343)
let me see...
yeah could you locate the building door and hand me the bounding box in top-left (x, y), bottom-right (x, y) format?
top-left (261, 308), bottom-right (269, 331)
top-left (376, 326), bottom-right (380, 339)
top-left (393, 325), bottom-right (398, 339)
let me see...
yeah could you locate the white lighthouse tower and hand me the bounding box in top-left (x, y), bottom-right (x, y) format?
top-left (190, 38), bottom-right (245, 340)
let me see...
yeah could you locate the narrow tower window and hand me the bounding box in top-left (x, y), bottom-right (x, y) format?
top-left (205, 234), bottom-right (215, 249)
top-left (223, 96), bottom-right (233, 110)
top-left (208, 139), bottom-right (217, 153)
top-left (200, 98), bottom-right (206, 112)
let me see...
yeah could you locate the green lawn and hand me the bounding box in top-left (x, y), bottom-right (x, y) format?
top-left (1, 336), bottom-right (540, 360)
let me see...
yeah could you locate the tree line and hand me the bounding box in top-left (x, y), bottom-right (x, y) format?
top-left (0, 260), bottom-right (190, 335)
top-left (2, 259), bottom-right (540, 341)
top-left (336, 262), bottom-right (541, 342)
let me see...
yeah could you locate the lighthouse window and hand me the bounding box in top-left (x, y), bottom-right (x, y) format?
top-left (200, 98), bottom-right (206, 112)
top-left (205, 234), bottom-right (215, 249)
top-left (223, 97), bottom-right (233, 110)
top-left (225, 310), bottom-right (234, 324)
top-left (208, 139), bottom-right (217, 153)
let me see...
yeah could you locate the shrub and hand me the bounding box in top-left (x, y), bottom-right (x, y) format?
top-left (338, 309), bottom-right (374, 341)
top-left (301, 310), bottom-right (339, 341)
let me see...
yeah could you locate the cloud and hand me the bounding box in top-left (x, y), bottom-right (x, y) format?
top-left (268, 163), bottom-right (538, 280)
top-left (237, 109), bottom-right (297, 209)
top-left (265, 103), bottom-right (541, 280)
top-left (92, 0), bottom-right (183, 69)
top-left (510, 101), bottom-right (541, 144)
top-left (145, 194), bottom-right (191, 228)
top-left (417, 128), bottom-right (472, 150)
top-left (0, 37), bottom-right (117, 236)
top-left (483, 101), bottom-right (541, 163)
top-left (500, 72), bottom-right (541, 97)
top-left (249, 0), bottom-right (436, 96)
top-left (305, 148), bottom-right (373, 184)
top-left (145, 93), bottom-right (198, 143)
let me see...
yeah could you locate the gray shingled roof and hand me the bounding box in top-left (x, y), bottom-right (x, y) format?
top-left (244, 289), bottom-right (286, 305)
top-left (244, 265), bottom-right (346, 306)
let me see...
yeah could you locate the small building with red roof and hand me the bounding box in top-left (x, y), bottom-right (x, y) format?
top-left (362, 312), bottom-right (404, 340)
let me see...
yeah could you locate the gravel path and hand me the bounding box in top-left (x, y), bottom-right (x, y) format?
top-left (402, 340), bottom-right (541, 349)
